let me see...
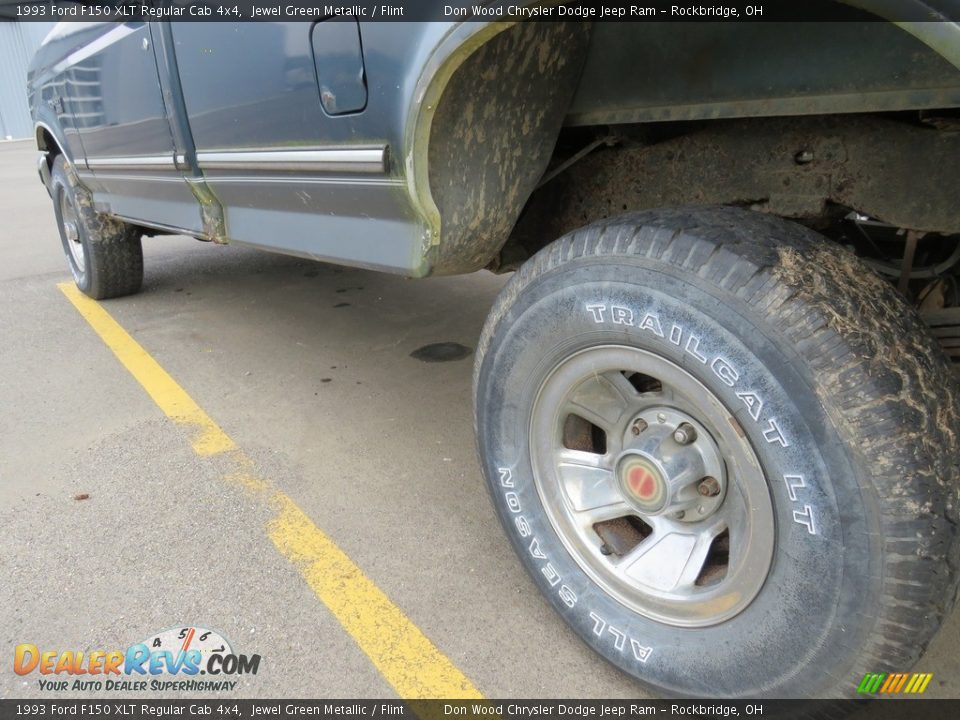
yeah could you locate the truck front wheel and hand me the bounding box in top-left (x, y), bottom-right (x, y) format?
top-left (473, 207), bottom-right (959, 697)
top-left (51, 155), bottom-right (143, 300)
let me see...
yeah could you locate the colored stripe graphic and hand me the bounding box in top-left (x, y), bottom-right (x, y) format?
top-left (904, 674), bottom-right (921, 694)
top-left (857, 672), bottom-right (933, 695)
top-left (857, 673), bottom-right (884, 694)
top-left (879, 674), bottom-right (896, 693)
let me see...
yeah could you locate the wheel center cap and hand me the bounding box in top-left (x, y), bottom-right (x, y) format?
top-left (618, 455), bottom-right (667, 513)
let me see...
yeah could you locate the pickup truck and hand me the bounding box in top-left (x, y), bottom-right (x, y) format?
top-left (28, 4), bottom-right (960, 698)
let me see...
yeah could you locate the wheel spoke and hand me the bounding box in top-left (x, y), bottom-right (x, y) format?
top-left (716, 490), bottom-right (747, 567)
top-left (574, 500), bottom-right (637, 528)
top-left (566, 373), bottom-right (632, 429)
top-left (557, 450), bottom-right (622, 515)
top-left (603, 370), bottom-right (641, 405)
top-left (674, 523), bottom-right (726, 589)
top-left (619, 518), bottom-right (726, 593)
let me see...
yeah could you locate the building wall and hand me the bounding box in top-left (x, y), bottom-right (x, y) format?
top-left (0, 21), bottom-right (55, 140)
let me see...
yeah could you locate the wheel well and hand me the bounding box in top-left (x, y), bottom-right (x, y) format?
top-left (423, 21), bottom-right (590, 276)
top-left (502, 112), bottom-right (960, 269)
top-left (36, 125), bottom-right (63, 170)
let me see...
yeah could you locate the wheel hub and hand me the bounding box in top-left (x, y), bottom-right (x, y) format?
top-left (618, 455), bottom-right (666, 512)
top-left (616, 408), bottom-right (726, 522)
top-left (59, 190), bottom-right (84, 268)
top-left (63, 220), bottom-right (79, 243)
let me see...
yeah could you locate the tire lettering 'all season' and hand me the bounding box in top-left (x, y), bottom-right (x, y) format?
top-left (497, 467), bottom-right (654, 664)
top-left (584, 302), bottom-right (818, 536)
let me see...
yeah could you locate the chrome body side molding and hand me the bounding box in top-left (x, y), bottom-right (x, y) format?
top-left (86, 155), bottom-right (176, 170)
top-left (196, 146), bottom-right (388, 174)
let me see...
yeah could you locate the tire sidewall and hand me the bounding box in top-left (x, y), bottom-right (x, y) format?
top-left (476, 255), bottom-right (877, 697)
top-left (51, 157), bottom-right (92, 292)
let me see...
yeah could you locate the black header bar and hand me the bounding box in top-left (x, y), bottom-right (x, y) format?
top-left (2, 699), bottom-right (960, 720)
top-left (1, 0), bottom-right (959, 22)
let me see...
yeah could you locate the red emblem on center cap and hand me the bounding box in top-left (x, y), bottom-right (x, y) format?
top-left (620, 457), bottom-right (665, 510)
top-left (628, 466), bottom-right (657, 500)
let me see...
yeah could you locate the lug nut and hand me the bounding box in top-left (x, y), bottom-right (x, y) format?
top-left (698, 476), bottom-right (721, 497)
top-left (673, 422), bottom-right (697, 445)
top-left (631, 418), bottom-right (648, 436)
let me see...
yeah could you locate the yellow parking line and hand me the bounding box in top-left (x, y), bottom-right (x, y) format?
top-left (269, 495), bottom-right (481, 697)
top-left (57, 284), bottom-right (235, 457)
top-left (58, 282), bottom-right (483, 700)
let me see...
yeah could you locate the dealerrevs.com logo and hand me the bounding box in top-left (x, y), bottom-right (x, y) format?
top-left (14, 626), bottom-right (261, 692)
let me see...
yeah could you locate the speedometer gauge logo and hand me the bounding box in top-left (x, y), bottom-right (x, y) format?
top-left (142, 626), bottom-right (234, 674)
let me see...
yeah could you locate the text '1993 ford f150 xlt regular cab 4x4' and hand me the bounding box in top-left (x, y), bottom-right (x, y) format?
top-left (27, 0), bottom-right (960, 698)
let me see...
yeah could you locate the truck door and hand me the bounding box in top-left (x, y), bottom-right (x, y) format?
top-left (69, 21), bottom-right (202, 234)
top-left (169, 20), bottom-right (424, 274)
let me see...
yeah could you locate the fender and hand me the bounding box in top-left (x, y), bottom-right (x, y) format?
top-left (404, 20), bottom-right (512, 254)
top-left (34, 118), bottom-right (70, 197)
top-left (847, 0), bottom-right (960, 69)
top-left (34, 117), bottom-right (72, 164)
top-left (406, 18), bottom-right (590, 275)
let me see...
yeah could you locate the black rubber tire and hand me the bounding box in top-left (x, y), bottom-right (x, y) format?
top-left (51, 154), bottom-right (143, 300)
top-left (474, 207), bottom-right (960, 698)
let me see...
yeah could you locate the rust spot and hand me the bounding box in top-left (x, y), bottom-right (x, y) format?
top-left (728, 416), bottom-right (746, 438)
top-left (594, 516), bottom-right (653, 557)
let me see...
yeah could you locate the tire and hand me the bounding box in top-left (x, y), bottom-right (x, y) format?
top-left (51, 154), bottom-right (143, 299)
top-left (473, 207), bottom-right (960, 698)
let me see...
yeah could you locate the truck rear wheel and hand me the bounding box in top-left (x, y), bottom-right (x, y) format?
top-left (51, 154), bottom-right (143, 300)
top-left (474, 207), bottom-right (960, 697)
